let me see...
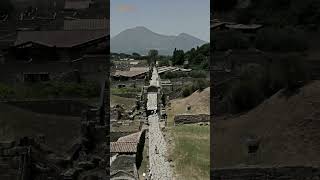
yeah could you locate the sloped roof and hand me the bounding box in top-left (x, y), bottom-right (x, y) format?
top-left (111, 142), bottom-right (137, 153)
top-left (117, 131), bottom-right (142, 143)
top-left (113, 71), bottom-right (144, 78)
top-left (113, 68), bottom-right (148, 78)
top-left (129, 67), bottom-right (149, 72)
top-left (14, 30), bottom-right (107, 48)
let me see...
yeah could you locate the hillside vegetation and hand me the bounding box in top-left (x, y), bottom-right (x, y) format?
top-left (213, 81), bottom-right (320, 167)
top-left (167, 88), bottom-right (210, 179)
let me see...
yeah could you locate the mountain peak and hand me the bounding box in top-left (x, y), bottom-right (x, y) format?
top-left (178, 32), bottom-right (190, 36)
top-left (131, 26), bottom-right (151, 32)
top-left (111, 27), bottom-right (207, 55)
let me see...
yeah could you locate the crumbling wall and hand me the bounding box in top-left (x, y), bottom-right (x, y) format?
top-left (3, 99), bottom-right (91, 116)
top-left (0, 140), bottom-right (32, 180)
top-left (212, 166), bottom-right (320, 180)
top-left (174, 114), bottom-right (210, 125)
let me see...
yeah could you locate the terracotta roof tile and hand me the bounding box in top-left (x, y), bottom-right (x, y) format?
top-left (111, 142), bottom-right (137, 153)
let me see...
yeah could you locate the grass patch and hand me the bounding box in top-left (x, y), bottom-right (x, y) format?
top-left (166, 104), bottom-right (210, 179)
top-left (111, 87), bottom-right (140, 95)
top-left (172, 125), bottom-right (210, 180)
top-left (110, 95), bottom-right (136, 109)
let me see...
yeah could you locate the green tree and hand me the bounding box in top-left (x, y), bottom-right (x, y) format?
top-left (194, 54), bottom-right (206, 65)
top-left (158, 58), bottom-right (170, 67)
top-left (132, 52), bottom-right (141, 59)
top-left (172, 49), bottom-right (185, 65)
top-left (148, 49), bottom-right (158, 66)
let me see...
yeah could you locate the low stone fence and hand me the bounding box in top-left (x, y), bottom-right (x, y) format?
top-left (174, 114), bottom-right (210, 125)
top-left (212, 166), bottom-right (320, 180)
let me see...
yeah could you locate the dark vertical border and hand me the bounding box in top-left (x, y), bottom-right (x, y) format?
top-left (106, 0), bottom-right (111, 178)
top-left (210, 2), bottom-right (214, 179)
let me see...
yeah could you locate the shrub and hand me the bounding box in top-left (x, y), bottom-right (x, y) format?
top-left (190, 71), bottom-right (207, 78)
top-left (158, 59), bottom-right (170, 67)
top-left (161, 71), bottom-right (188, 79)
top-left (181, 79), bottom-right (209, 97)
top-left (0, 83), bottom-right (14, 99)
top-left (182, 86), bottom-right (193, 97)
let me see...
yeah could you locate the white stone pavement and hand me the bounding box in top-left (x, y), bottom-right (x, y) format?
top-left (148, 114), bottom-right (172, 180)
top-left (147, 67), bottom-right (172, 180)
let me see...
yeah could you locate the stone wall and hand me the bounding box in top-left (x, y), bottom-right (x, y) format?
top-left (174, 114), bottom-right (210, 125)
top-left (0, 57), bottom-right (108, 84)
top-left (0, 140), bottom-right (32, 180)
top-left (3, 99), bottom-right (91, 116)
top-left (212, 166), bottom-right (320, 180)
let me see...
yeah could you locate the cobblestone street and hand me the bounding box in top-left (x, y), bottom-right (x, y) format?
top-left (148, 114), bottom-right (172, 180)
top-left (147, 67), bottom-right (172, 180)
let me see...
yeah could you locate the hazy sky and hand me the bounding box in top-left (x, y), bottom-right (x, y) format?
top-left (111, 0), bottom-right (210, 41)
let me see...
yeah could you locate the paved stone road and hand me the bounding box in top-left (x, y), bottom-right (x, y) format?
top-left (148, 114), bottom-right (172, 180)
top-left (147, 67), bottom-right (172, 180)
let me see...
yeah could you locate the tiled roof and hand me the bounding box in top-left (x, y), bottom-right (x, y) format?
top-left (129, 67), bottom-right (149, 72)
top-left (117, 131), bottom-right (142, 143)
top-left (111, 142), bottom-right (137, 153)
top-left (14, 30), bottom-right (107, 48)
top-left (113, 69), bottom-right (148, 78)
top-left (158, 66), bottom-right (180, 74)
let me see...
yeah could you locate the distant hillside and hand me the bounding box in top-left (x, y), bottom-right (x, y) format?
top-left (170, 87), bottom-right (210, 115)
top-left (213, 81), bottom-right (320, 168)
top-left (111, 26), bottom-right (207, 55)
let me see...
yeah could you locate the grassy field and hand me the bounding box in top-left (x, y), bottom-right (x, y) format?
top-left (166, 102), bottom-right (210, 180)
top-left (110, 95), bottom-right (136, 109)
top-left (111, 87), bottom-right (140, 95)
